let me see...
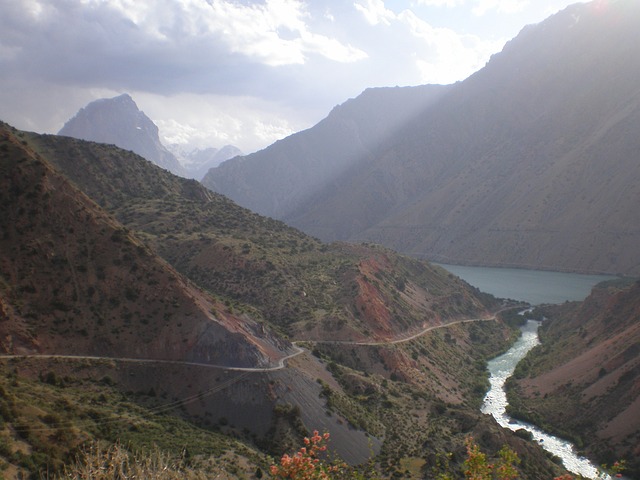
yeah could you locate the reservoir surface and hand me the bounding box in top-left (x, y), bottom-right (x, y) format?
top-left (435, 264), bottom-right (616, 305)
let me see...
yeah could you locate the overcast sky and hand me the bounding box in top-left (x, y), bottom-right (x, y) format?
top-left (1, 0), bottom-right (589, 153)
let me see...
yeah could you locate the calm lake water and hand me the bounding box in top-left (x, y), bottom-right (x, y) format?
top-left (435, 264), bottom-right (616, 305)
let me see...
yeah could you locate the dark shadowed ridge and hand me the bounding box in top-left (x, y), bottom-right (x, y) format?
top-left (202, 0), bottom-right (640, 276)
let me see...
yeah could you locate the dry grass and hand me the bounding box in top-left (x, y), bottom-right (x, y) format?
top-left (56, 442), bottom-right (207, 480)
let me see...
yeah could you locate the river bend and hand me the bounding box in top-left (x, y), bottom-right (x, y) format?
top-left (481, 320), bottom-right (611, 480)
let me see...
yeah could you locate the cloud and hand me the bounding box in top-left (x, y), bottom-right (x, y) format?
top-left (413, 0), bottom-right (466, 7)
top-left (0, 0), bottom-right (369, 151)
top-left (354, 0), bottom-right (396, 26)
top-left (0, 0), bottom-right (366, 97)
top-left (183, 0), bottom-right (366, 66)
top-left (413, 0), bottom-right (528, 15)
top-left (81, 0), bottom-right (367, 67)
top-left (399, 10), bottom-right (502, 83)
top-left (4, 0), bottom-right (583, 152)
top-left (140, 92), bottom-right (305, 152)
top-left (350, 3), bottom-right (502, 85)
top-left (472, 0), bottom-right (528, 16)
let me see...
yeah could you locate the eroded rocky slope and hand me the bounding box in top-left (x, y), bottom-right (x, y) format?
top-left (508, 279), bottom-right (640, 477)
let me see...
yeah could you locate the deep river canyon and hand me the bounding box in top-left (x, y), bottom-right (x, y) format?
top-left (438, 265), bottom-right (618, 479)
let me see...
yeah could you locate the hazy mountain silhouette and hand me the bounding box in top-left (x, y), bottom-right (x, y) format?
top-left (59, 94), bottom-right (186, 177)
top-left (202, 84), bottom-right (452, 218)
top-left (202, 0), bottom-right (640, 276)
top-left (169, 144), bottom-right (242, 181)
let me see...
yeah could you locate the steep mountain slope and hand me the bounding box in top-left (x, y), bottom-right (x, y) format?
top-left (337, 0), bottom-right (640, 276)
top-left (202, 84), bottom-right (452, 219)
top-left (1, 121), bottom-right (359, 475)
top-left (203, 0), bottom-right (640, 276)
top-left (0, 121), bottom-right (288, 367)
top-left (27, 128), bottom-right (501, 342)
top-left (2, 122), bottom-right (576, 478)
top-left (507, 279), bottom-right (640, 478)
top-left (59, 94), bottom-right (185, 177)
top-left (0, 360), bottom-right (270, 479)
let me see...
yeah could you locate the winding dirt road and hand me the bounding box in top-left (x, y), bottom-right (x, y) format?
top-left (0, 313), bottom-right (501, 371)
top-left (0, 348), bottom-right (304, 372)
top-left (305, 316), bottom-right (498, 347)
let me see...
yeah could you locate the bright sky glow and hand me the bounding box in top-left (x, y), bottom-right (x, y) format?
top-left (0, 0), bottom-right (590, 152)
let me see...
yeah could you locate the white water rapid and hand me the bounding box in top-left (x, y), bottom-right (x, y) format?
top-left (481, 319), bottom-right (611, 480)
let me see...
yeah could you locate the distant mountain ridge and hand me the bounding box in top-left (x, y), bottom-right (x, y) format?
top-left (202, 84), bottom-right (452, 219)
top-left (168, 144), bottom-right (242, 180)
top-left (59, 93), bottom-right (186, 177)
top-left (202, 0), bottom-right (640, 276)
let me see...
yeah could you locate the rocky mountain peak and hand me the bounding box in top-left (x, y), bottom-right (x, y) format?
top-left (59, 94), bottom-right (185, 177)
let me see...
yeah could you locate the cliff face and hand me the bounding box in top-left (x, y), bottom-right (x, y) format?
top-left (508, 279), bottom-right (640, 477)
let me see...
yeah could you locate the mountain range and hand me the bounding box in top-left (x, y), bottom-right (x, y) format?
top-left (203, 84), bottom-right (452, 219)
top-left (1, 118), bottom-right (636, 477)
top-left (2, 0), bottom-right (639, 477)
top-left (5, 121), bottom-right (569, 478)
top-left (202, 0), bottom-right (640, 276)
top-left (58, 93), bottom-right (243, 181)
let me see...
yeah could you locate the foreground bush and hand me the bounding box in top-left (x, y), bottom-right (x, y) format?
top-left (270, 431), bottom-right (626, 480)
top-left (269, 430), bottom-right (336, 480)
top-left (268, 432), bottom-right (522, 480)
